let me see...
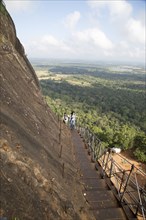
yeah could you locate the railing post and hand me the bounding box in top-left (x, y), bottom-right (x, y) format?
top-left (85, 128), bottom-right (87, 142)
top-left (109, 158), bottom-right (114, 178)
top-left (59, 119), bottom-right (61, 144)
top-left (119, 170), bottom-right (126, 194)
top-left (96, 140), bottom-right (103, 160)
top-left (120, 164), bottom-right (134, 202)
top-left (102, 151), bottom-right (106, 169)
top-left (93, 139), bottom-right (96, 162)
top-left (94, 138), bottom-right (98, 161)
top-left (101, 150), bottom-right (107, 178)
top-left (135, 174), bottom-right (145, 218)
top-left (91, 141), bottom-right (96, 163)
top-left (91, 134), bottom-right (96, 162)
top-left (59, 144), bottom-right (63, 158)
top-left (104, 149), bottom-right (110, 173)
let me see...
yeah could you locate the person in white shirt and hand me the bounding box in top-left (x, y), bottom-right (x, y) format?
top-left (70, 111), bottom-right (76, 129)
top-left (63, 113), bottom-right (68, 124)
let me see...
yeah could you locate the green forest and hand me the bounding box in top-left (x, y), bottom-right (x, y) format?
top-left (34, 62), bottom-right (146, 163)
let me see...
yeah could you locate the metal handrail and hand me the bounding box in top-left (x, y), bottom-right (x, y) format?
top-left (76, 122), bottom-right (146, 220)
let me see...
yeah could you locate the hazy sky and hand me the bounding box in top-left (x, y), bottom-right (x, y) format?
top-left (4, 0), bottom-right (146, 63)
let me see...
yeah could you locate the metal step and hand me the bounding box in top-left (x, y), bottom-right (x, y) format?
top-left (80, 169), bottom-right (100, 178)
top-left (89, 197), bottom-right (119, 209)
top-left (85, 190), bottom-right (118, 203)
top-left (82, 178), bottom-right (109, 190)
top-left (93, 207), bottom-right (127, 220)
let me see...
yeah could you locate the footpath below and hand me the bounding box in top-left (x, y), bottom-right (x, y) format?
top-left (71, 130), bottom-right (135, 220)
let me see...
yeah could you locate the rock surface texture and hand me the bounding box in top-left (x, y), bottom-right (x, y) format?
top-left (0, 3), bottom-right (95, 220)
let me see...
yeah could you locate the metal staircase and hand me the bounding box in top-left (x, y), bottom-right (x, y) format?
top-left (72, 129), bottom-right (145, 220)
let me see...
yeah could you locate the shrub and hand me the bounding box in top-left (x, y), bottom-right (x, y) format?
top-left (134, 148), bottom-right (146, 163)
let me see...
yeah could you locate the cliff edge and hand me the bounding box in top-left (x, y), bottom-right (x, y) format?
top-left (0, 2), bottom-right (94, 219)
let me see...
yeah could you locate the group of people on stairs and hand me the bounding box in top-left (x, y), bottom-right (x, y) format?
top-left (63, 111), bottom-right (76, 129)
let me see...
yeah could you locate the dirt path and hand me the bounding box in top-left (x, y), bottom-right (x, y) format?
top-left (112, 150), bottom-right (146, 187)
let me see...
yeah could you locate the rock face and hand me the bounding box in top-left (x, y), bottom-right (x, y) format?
top-left (0, 3), bottom-right (94, 220)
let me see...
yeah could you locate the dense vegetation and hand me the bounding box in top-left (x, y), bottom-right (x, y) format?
top-left (34, 63), bottom-right (146, 163)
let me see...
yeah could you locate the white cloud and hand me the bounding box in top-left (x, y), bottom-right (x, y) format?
top-left (109, 40), bottom-right (145, 62)
top-left (64, 11), bottom-right (81, 29)
top-left (118, 41), bottom-right (129, 49)
top-left (73, 28), bottom-right (114, 50)
top-left (86, 0), bottom-right (145, 62)
top-left (87, 0), bottom-right (132, 20)
top-left (40, 35), bottom-right (71, 52)
top-left (25, 28), bottom-right (114, 60)
top-left (4, 0), bottom-right (35, 12)
top-left (87, 1), bottom-right (107, 10)
top-left (19, 0), bottom-right (144, 63)
top-left (41, 35), bottom-right (59, 46)
top-left (25, 34), bottom-right (145, 62)
top-left (126, 18), bottom-right (145, 44)
top-left (25, 28), bottom-right (145, 62)
top-left (25, 35), bottom-right (73, 58)
top-left (108, 1), bottom-right (132, 20)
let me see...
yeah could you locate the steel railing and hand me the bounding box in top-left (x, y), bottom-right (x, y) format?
top-left (76, 122), bottom-right (146, 220)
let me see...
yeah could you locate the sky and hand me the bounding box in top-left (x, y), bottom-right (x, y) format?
top-left (4, 0), bottom-right (146, 64)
